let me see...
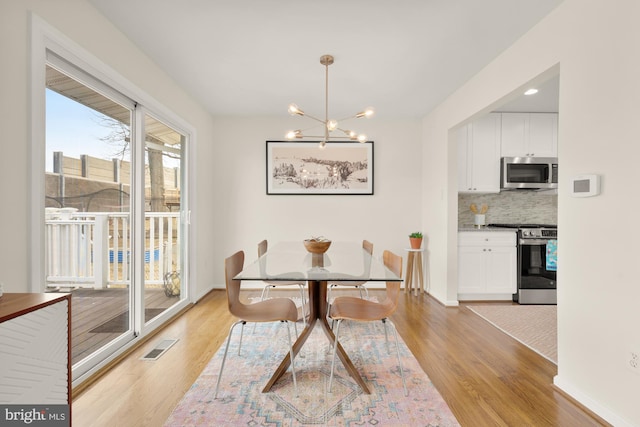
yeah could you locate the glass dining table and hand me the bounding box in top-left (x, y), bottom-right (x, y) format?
top-left (234, 240), bottom-right (402, 394)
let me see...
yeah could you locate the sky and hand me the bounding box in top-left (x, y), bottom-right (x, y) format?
top-left (45, 89), bottom-right (128, 172)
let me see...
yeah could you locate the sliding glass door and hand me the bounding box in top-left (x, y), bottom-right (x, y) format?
top-left (43, 54), bottom-right (189, 380)
top-left (142, 114), bottom-right (186, 328)
top-left (45, 62), bottom-right (136, 369)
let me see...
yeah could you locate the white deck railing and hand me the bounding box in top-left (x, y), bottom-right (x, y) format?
top-left (45, 212), bottom-right (180, 289)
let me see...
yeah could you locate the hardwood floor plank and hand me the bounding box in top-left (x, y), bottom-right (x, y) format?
top-left (72, 289), bottom-right (610, 427)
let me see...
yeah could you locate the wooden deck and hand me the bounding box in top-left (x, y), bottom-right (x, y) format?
top-left (49, 288), bottom-right (177, 365)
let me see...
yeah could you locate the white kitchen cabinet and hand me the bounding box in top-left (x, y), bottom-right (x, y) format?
top-left (458, 231), bottom-right (516, 300)
top-left (501, 113), bottom-right (558, 157)
top-left (0, 293), bottom-right (71, 405)
top-left (457, 113), bottom-right (501, 193)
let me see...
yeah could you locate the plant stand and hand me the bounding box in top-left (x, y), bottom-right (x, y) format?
top-left (404, 248), bottom-right (425, 295)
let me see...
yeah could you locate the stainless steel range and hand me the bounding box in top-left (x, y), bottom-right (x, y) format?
top-left (488, 224), bottom-right (557, 305)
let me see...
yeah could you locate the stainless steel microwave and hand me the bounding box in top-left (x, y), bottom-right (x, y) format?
top-left (501, 157), bottom-right (558, 190)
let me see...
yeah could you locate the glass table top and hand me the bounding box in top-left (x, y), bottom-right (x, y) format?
top-left (234, 241), bottom-right (402, 282)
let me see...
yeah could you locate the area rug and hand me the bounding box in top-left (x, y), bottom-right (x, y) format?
top-left (164, 320), bottom-right (460, 426)
top-left (466, 304), bottom-right (557, 363)
top-left (89, 308), bottom-right (165, 333)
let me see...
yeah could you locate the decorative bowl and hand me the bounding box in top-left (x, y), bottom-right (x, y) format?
top-left (303, 238), bottom-right (331, 254)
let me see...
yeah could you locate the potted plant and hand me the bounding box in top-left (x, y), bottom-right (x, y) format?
top-left (409, 232), bottom-right (423, 249)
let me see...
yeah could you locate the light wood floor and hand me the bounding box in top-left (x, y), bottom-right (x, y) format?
top-left (72, 289), bottom-right (609, 427)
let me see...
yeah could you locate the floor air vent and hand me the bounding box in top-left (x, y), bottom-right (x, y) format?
top-left (141, 338), bottom-right (178, 361)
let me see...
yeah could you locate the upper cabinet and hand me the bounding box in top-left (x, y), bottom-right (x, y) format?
top-left (501, 113), bottom-right (558, 158)
top-left (458, 113), bottom-right (501, 193)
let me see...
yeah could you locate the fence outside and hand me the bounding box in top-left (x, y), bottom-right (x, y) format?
top-left (47, 152), bottom-right (180, 213)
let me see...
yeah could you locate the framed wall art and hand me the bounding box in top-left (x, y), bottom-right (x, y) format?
top-left (266, 141), bottom-right (374, 195)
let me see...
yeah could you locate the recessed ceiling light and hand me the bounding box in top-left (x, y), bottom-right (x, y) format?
top-left (524, 88), bottom-right (539, 95)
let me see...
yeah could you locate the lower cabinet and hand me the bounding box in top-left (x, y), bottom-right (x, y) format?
top-left (458, 231), bottom-right (516, 300)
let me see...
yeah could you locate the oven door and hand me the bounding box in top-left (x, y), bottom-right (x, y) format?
top-left (517, 238), bottom-right (557, 304)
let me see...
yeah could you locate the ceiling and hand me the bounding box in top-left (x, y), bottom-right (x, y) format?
top-left (497, 75), bottom-right (559, 113)
top-left (88, 0), bottom-right (562, 119)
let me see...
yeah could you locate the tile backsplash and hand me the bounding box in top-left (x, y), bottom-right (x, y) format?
top-left (458, 191), bottom-right (557, 225)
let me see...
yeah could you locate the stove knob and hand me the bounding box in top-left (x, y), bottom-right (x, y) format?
top-left (522, 231), bottom-right (530, 237)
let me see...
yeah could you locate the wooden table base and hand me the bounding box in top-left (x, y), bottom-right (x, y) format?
top-left (261, 280), bottom-right (371, 394)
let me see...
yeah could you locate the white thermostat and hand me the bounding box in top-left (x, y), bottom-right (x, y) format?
top-left (570, 174), bottom-right (600, 197)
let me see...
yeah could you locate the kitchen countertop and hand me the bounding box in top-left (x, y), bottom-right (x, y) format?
top-left (458, 225), bottom-right (518, 232)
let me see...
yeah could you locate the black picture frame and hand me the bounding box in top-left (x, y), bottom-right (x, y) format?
top-left (266, 141), bottom-right (374, 195)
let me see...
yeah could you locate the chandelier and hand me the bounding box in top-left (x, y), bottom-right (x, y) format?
top-left (286, 54), bottom-right (374, 148)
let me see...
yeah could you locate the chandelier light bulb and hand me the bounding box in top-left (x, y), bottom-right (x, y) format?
top-left (357, 134), bottom-right (367, 143)
top-left (356, 107), bottom-right (375, 119)
top-left (319, 140), bottom-right (327, 149)
top-left (286, 130), bottom-right (303, 139)
top-left (327, 119), bottom-right (338, 131)
top-left (288, 103), bottom-right (304, 116)
top-left (343, 129), bottom-right (357, 139)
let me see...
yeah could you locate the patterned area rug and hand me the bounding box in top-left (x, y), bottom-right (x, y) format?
top-left (164, 320), bottom-right (459, 426)
top-left (466, 304), bottom-right (557, 363)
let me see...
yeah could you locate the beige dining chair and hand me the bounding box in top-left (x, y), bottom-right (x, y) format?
top-left (328, 249), bottom-right (407, 396)
top-left (327, 240), bottom-right (373, 309)
top-left (214, 250), bottom-right (298, 398)
top-left (258, 239), bottom-right (307, 327)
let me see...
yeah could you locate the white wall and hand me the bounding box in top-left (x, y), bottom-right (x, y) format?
top-left (209, 116), bottom-right (422, 287)
top-left (0, 0), bottom-right (217, 300)
top-left (422, 0), bottom-right (640, 425)
top-left (5, 0), bottom-right (638, 424)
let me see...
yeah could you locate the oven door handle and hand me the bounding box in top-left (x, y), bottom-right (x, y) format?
top-left (520, 239), bottom-right (551, 245)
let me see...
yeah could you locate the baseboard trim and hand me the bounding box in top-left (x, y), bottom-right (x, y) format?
top-left (458, 293), bottom-right (513, 301)
top-left (553, 375), bottom-right (627, 427)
